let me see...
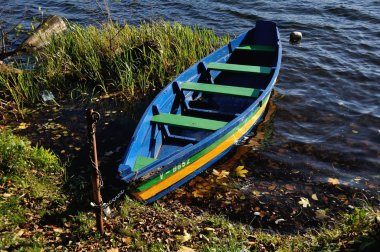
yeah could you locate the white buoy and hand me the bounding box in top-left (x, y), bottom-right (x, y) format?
top-left (290, 31), bottom-right (302, 44)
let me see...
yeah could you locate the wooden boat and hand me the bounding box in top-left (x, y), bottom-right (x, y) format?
top-left (118, 20), bottom-right (282, 203)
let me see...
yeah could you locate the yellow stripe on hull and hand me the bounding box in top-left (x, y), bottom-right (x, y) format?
top-left (134, 97), bottom-right (270, 201)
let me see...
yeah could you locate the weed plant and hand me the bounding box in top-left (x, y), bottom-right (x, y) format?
top-left (0, 21), bottom-right (229, 109)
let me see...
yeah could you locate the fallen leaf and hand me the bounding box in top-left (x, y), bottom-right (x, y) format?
top-left (298, 197), bottom-right (311, 208)
top-left (311, 194), bottom-right (318, 201)
top-left (337, 194), bottom-right (347, 202)
top-left (259, 211), bottom-right (266, 218)
top-left (177, 246), bottom-right (196, 252)
top-left (122, 237), bottom-right (132, 244)
top-left (254, 211), bottom-right (266, 218)
top-left (213, 169), bottom-right (229, 180)
top-left (192, 189), bottom-right (203, 198)
top-left (16, 229), bottom-right (25, 236)
top-left (18, 122), bottom-right (29, 130)
top-left (252, 190), bottom-right (261, 196)
top-left (315, 209), bottom-right (327, 220)
top-left (235, 166), bottom-right (248, 178)
top-left (175, 230), bottom-right (191, 243)
top-left (107, 248), bottom-right (118, 252)
top-left (284, 184), bottom-right (296, 191)
top-left (53, 227), bottom-right (63, 233)
top-left (268, 184), bottom-right (277, 190)
top-left (328, 178), bottom-right (340, 185)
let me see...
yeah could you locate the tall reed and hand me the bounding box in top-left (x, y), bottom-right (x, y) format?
top-left (0, 21), bottom-right (230, 108)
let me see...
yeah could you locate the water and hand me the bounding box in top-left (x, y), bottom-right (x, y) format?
top-left (2, 0), bottom-right (379, 213)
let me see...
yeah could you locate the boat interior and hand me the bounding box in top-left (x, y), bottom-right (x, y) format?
top-left (122, 21), bottom-right (280, 174)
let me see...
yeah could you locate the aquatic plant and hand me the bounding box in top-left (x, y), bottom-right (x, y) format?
top-left (0, 21), bottom-right (229, 109)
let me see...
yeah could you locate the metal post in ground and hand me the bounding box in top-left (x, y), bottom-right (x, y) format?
top-left (86, 108), bottom-right (104, 235)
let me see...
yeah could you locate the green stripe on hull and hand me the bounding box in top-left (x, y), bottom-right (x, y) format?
top-left (136, 94), bottom-right (271, 192)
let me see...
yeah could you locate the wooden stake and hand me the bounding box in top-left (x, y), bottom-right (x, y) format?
top-left (86, 108), bottom-right (104, 235)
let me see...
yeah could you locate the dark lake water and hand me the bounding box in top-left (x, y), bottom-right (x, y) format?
top-left (2, 1), bottom-right (379, 206)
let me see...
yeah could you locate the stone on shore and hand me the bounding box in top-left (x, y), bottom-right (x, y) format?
top-left (18, 15), bottom-right (67, 52)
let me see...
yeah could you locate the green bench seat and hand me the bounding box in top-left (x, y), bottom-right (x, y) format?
top-left (236, 44), bottom-right (276, 52)
top-left (151, 113), bottom-right (227, 131)
top-left (181, 82), bottom-right (260, 98)
top-left (134, 156), bottom-right (157, 170)
top-left (207, 62), bottom-right (271, 74)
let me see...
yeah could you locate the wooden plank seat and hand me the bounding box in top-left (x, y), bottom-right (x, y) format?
top-left (134, 156), bottom-right (157, 170)
top-left (207, 62), bottom-right (272, 74)
top-left (151, 113), bottom-right (228, 131)
top-left (236, 44), bottom-right (276, 52)
top-left (181, 82), bottom-right (260, 98)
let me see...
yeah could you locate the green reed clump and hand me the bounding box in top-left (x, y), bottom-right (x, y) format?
top-left (41, 21), bottom-right (229, 97)
top-left (0, 69), bottom-right (37, 111)
top-left (0, 21), bottom-right (229, 108)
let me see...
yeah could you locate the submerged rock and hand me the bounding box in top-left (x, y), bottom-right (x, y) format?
top-left (18, 15), bottom-right (67, 52)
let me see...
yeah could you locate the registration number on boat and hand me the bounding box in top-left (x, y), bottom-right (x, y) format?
top-left (160, 159), bottom-right (191, 180)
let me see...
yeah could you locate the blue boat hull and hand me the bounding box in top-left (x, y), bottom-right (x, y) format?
top-left (118, 20), bottom-right (282, 203)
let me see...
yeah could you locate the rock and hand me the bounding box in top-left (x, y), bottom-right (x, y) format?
top-left (290, 31), bottom-right (302, 44)
top-left (18, 15), bottom-right (67, 52)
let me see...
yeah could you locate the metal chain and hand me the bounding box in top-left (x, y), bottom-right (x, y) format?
top-left (88, 110), bottom-right (126, 211)
top-left (102, 189), bottom-right (125, 208)
top-left (90, 189), bottom-right (126, 210)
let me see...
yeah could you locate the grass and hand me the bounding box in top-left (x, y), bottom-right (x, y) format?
top-left (0, 21), bottom-right (230, 110)
top-left (111, 197), bottom-right (379, 251)
top-left (0, 130), bottom-right (65, 249)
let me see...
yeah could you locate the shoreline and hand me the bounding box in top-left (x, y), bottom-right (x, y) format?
top-left (1, 20), bottom-right (379, 251)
